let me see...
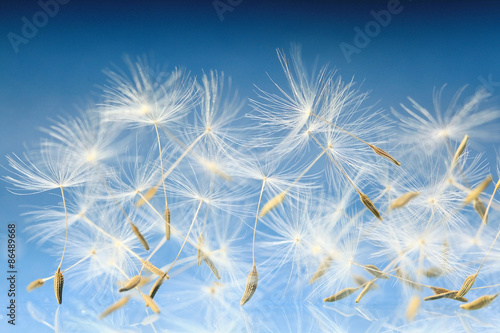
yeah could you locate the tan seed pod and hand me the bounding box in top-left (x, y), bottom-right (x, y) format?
top-left (259, 192), bottom-right (287, 218)
top-left (473, 198), bottom-right (488, 225)
top-left (165, 208), bottom-right (171, 240)
top-left (197, 234), bottom-right (204, 266)
top-left (364, 265), bottom-right (389, 279)
top-left (136, 187), bottom-right (158, 207)
top-left (390, 192), bottom-right (420, 210)
top-left (140, 259), bottom-right (165, 277)
top-left (149, 277), bottom-right (164, 299)
top-left (323, 286), bottom-right (360, 302)
top-left (355, 281), bottom-right (375, 303)
top-left (358, 192), bottom-right (382, 221)
top-left (353, 274), bottom-right (369, 286)
top-left (424, 267), bottom-right (443, 278)
top-left (309, 255), bottom-right (333, 284)
top-left (142, 293), bottom-right (160, 313)
top-left (368, 144), bottom-right (401, 166)
top-left (203, 255), bottom-right (221, 280)
top-left (406, 296), bottom-right (420, 321)
top-left (460, 294), bottom-right (498, 310)
top-left (464, 175), bottom-right (492, 205)
top-left (119, 275), bottom-right (141, 292)
top-left (54, 268), bottom-right (64, 305)
top-left (131, 223), bottom-right (150, 251)
top-left (99, 296), bottom-right (130, 320)
top-left (240, 265), bottom-right (259, 306)
top-left (455, 274), bottom-right (478, 298)
top-left (452, 134), bottom-right (469, 166)
top-left (424, 291), bottom-right (458, 301)
top-left (27, 279), bottom-right (45, 291)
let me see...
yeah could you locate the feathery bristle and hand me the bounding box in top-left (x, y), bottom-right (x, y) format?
top-left (54, 268), bottom-right (64, 305)
top-left (99, 296), bottom-right (130, 320)
top-left (390, 191), bottom-right (420, 210)
top-left (358, 192), bottom-right (382, 220)
top-left (368, 144), bottom-right (401, 166)
top-left (259, 191), bottom-right (287, 218)
top-left (323, 286), bottom-right (360, 302)
top-left (136, 187), bottom-right (158, 207)
top-left (240, 265), bottom-right (259, 306)
top-left (27, 279), bottom-right (45, 291)
top-left (131, 223), bottom-right (150, 251)
top-left (464, 175), bottom-right (492, 205)
top-left (309, 255), bottom-right (333, 284)
top-left (119, 275), bottom-right (141, 292)
top-left (460, 294), bottom-right (498, 310)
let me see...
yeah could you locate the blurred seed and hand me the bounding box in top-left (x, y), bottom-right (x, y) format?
top-left (131, 223), bottom-right (149, 251)
top-left (259, 191), bottom-right (287, 218)
top-left (309, 255), bottom-right (333, 284)
top-left (460, 294), bottom-right (498, 310)
top-left (473, 198), bottom-right (488, 225)
top-left (27, 279), bottom-right (44, 291)
top-left (455, 274), bottom-right (478, 298)
top-left (142, 293), bottom-right (160, 313)
top-left (452, 134), bottom-right (469, 166)
top-left (203, 255), bottom-right (221, 280)
top-left (358, 192), bottom-right (382, 220)
top-left (368, 144), bottom-right (401, 166)
top-left (241, 265), bottom-right (259, 306)
top-left (364, 265), bottom-right (388, 279)
top-left (323, 286), bottom-right (360, 302)
top-left (141, 259), bottom-right (165, 277)
top-left (424, 267), bottom-right (442, 278)
top-left (464, 175), bottom-right (492, 205)
top-left (165, 208), bottom-right (171, 240)
top-left (119, 275), bottom-right (141, 292)
top-left (406, 296), bottom-right (420, 321)
top-left (99, 296), bottom-right (130, 320)
top-left (54, 267), bottom-right (64, 305)
top-left (390, 192), bottom-right (420, 210)
top-left (197, 233), bottom-right (204, 266)
top-left (424, 291), bottom-right (458, 301)
top-left (136, 187), bottom-right (158, 207)
top-left (355, 281), bottom-right (375, 303)
top-left (149, 277), bottom-right (164, 300)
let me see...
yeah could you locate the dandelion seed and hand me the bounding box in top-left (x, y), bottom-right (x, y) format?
top-left (353, 275), bottom-right (369, 286)
top-left (460, 294), bottom-right (498, 310)
top-left (54, 267), bottom-right (64, 305)
top-left (240, 265), bottom-right (259, 306)
top-left (141, 259), bottom-right (165, 278)
top-left (119, 275), bottom-right (141, 292)
top-left (197, 233), bottom-right (204, 266)
top-left (259, 191), bottom-right (287, 218)
top-left (149, 277), bottom-right (164, 299)
top-left (364, 265), bottom-right (388, 279)
top-left (424, 267), bottom-right (442, 278)
top-left (203, 255), bottom-right (221, 280)
top-left (130, 223), bottom-right (149, 251)
top-left (358, 191), bottom-right (382, 220)
top-left (368, 144), bottom-right (401, 166)
top-left (355, 281), bottom-right (375, 303)
top-left (99, 296), bottom-right (130, 320)
top-left (309, 255), bottom-right (333, 284)
top-left (136, 187), bottom-right (158, 207)
top-left (473, 198), bottom-right (488, 225)
top-left (424, 291), bottom-right (459, 301)
top-left (142, 293), bottom-right (160, 313)
top-left (406, 296), bottom-right (420, 321)
top-left (464, 175), bottom-right (492, 205)
top-left (27, 279), bottom-right (45, 291)
top-left (455, 274), bottom-right (478, 298)
top-left (389, 192), bottom-right (420, 210)
top-left (323, 286), bottom-right (360, 302)
top-left (165, 208), bottom-right (171, 240)
top-left (452, 134), bottom-right (469, 167)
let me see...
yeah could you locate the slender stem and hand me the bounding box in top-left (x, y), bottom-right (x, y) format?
top-left (310, 112), bottom-right (369, 146)
top-left (58, 186), bottom-right (69, 269)
top-left (252, 179), bottom-right (267, 266)
top-left (287, 150), bottom-right (326, 189)
top-left (154, 123), bottom-right (169, 213)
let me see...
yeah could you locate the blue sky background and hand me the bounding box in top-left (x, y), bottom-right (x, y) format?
top-left (1, 0), bottom-right (500, 331)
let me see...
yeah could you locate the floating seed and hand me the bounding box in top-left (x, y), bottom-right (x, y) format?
top-left (424, 267), bottom-right (442, 278)
top-left (473, 198), bottom-right (488, 225)
top-left (165, 208), bottom-right (171, 240)
top-left (197, 234), bottom-right (204, 266)
top-left (142, 293), bottom-right (160, 313)
top-left (323, 286), bottom-right (360, 302)
top-left (136, 187), bottom-right (158, 207)
top-left (390, 192), bottom-right (420, 210)
top-left (131, 223), bottom-right (150, 251)
top-left (358, 192), bottom-right (382, 221)
top-left (309, 255), bottom-right (333, 284)
top-left (452, 134), bottom-right (469, 166)
top-left (141, 259), bottom-right (165, 278)
top-left (455, 274), bottom-right (477, 298)
top-left (99, 296), bottom-right (130, 320)
top-left (355, 281), bottom-right (375, 303)
top-left (460, 294), bottom-right (498, 310)
top-left (406, 296), bottom-right (420, 321)
top-left (54, 268), bottom-right (64, 305)
top-left (424, 291), bottom-right (458, 301)
top-left (27, 279), bottom-right (44, 291)
top-left (464, 175), bottom-right (492, 205)
top-left (119, 275), bottom-right (141, 292)
top-left (364, 265), bottom-right (388, 279)
top-left (368, 144), bottom-right (401, 166)
top-left (259, 191), bottom-right (287, 218)
top-left (203, 255), bottom-right (221, 280)
top-left (149, 277), bottom-right (164, 299)
top-left (241, 265), bottom-right (259, 306)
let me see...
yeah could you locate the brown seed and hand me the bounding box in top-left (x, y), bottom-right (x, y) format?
top-left (452, 135), bottom-right (469, 167)
top-left (473, 198), bottom-right (488, 225)
top-left (203, 255), bottom-right (221, 280)
top-left (368, 144), bottom-right (401, 166)
top-left (142, 293), bottom-right (160, 313)
top-left (259, 192), bottom-right (287, 218)
top-left (136, 187), bottom-right (158, 207)
top-left (131, 223), bottom-right (150, 251)
top-left (464, 175), bottom-right (492, 205)
top-left (364, 265), bottom-right (389, 279)
top-left (240, 265), bottom-right (259, 306)
top-left (323, 286), bottom-right (360, 302)
top-left (149, 277), bottom-right (164, 300)
top-left (424, 291), bottom-right (459, 301)
top-left (141, 259), bottom-right (165, 278)
top-left (119, 275), bottom-right (141, 292)
top-left (406, 296), bottom-right (420, 321)
top-left (197, 233), bottom-right (204, 266)
top-left (165, 208), bottom-right (171, 240)
top-left (27, 279), bottom-right (45, 291)
top-left (424, 267), bottom-right (443, 278)
top-left (460, 294), bottom-right (498, 310)
top-left (389, 192), bottom-right (420, 210)
top-left (309, 255), bottom-right (333, 284)
top-left (355, 281), bottom-right (375, 303)
top-left (358, 191), bottom-right (382, 221)
top-left (54, 267), bottom-right (64, 305)
top-left (455, 274), bottom-right (478, 298)
top-left (99, 296), bottom-right (130, 320)
top-left (353, 275), bottom-right (369, 286)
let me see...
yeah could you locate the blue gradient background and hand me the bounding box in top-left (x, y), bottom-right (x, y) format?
top-left (1, 0), bottom-right (500, 331)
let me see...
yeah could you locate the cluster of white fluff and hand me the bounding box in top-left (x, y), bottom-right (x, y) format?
top-left (5, 46), bottom-right (500, 332)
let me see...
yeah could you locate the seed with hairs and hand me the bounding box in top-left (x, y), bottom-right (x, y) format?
top-left (136, 187), bottom-right (158, 207)
top-left (473, 198), bottom-right (488, 225)
top-left (203, 255), bottom-right (221, 280)
top-left (54, 268), bottom-right (64, 305)
top-left (460, 294), bottom-right (498, 310)
top-left (455, 274), bottom-right (477, 298)
top-left (165, 208), bottom-right (171, 240)
top-left (240, 265), bottom-right (259, 306)
top-left (323, 286), bottom-right (360, 302)
top-left (197, 233), bottom-right (204, 266)
top-left (259, 191), bottom-right (287, 218)
top-left (368, 144), bottom-right (401, 166)
top-left (464, 175), bottom-right (492, 205)
top-left (364, 265), bottom-right (388, 279)
top-left (149, 277), bottom-right (164, 300)
top-left (452, 134), bottom-right (469, 166)
top-left (406, 296), bottom-right (420, 321)
top-left (390, 192), bottom-right (420, 210)
top-left (119, 275), bottom-right (141, 292)
top-left (142, 293), bottom-right (160, 313)
top-left (27, 279), bottom-right (44, 291)
top-left (355, 281), bottom-right (375, 303)
top-left (99, 296), bottom-right (130, 320)
top-left (131, 223), bottom-right (149, 251)
top-left (358, 192), bottom-right (382, 220)
top-left (140, 259), bottom-right (165, 277)
top-left (309, 255), bottom-right (333, 284)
